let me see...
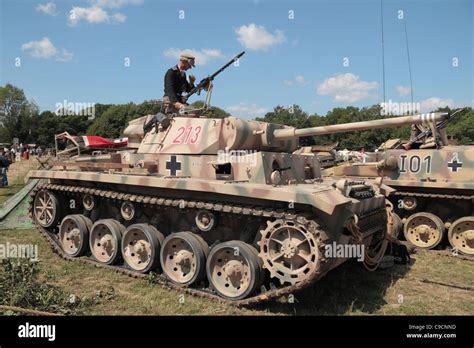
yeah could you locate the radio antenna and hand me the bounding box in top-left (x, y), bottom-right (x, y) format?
top-left (380, 0), bottom-right (386, 107)
top-left (403, 10), bottom-right (415, 113)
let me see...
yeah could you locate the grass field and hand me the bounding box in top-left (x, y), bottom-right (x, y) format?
top-left (0, 227), bottom-right (472, 316)
top-left (0, 182), bottom-right (25, 206)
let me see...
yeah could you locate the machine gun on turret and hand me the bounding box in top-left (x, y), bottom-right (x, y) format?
top-left (400, 108), bottom-right (468, 150)
top-left (182, 51), bottom-right (245, 103)
top-left (142, 52), bottom-right (246, 135)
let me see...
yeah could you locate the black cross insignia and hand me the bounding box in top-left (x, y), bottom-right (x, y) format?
top-left (166, 155), bottom-right (181, 176)
top-left (447, 158), bottom-right (463, 172)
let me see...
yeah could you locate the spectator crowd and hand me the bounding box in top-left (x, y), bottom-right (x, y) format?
top-left (0, 143), bottom-right (52, 187)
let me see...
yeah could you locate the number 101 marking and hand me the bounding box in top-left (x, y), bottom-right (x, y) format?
top-left (399, 155), bottom-right (432, 174)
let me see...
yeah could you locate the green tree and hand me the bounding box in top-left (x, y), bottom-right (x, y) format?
top-left (257, 105), bottom-right (312, 128)
top-left (308, 105), bottom-right (412, 150)
top-left (93, 103), bottom-right (114, 119)
top-left (256, 105), bottom-right (316, 146)
top-left (446, 107), bottom-right (474, 145)
top-left (0, 84), bottom-right (39, 143)
top-left (87, 101), bottom-right (162, 138)
top-left (23, 111), bottom-right (92, 146)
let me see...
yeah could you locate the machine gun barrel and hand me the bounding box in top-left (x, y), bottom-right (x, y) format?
top-left (182, 51), bottom-right (245, 102)
top-left (272, 112), bottom-right (449, 140)
top-left (399, 108), bottom-right (467, 149)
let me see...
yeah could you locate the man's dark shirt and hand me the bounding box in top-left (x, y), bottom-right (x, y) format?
top-left (164, 65), bottom-right (194, 103)
top-left (0, 155), bottom-right (9, 168)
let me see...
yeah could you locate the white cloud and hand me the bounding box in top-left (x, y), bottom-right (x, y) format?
top-left (419, 97), bottom-right (456, 112)
top-left (21, 37), bottom-right (57, 59)
top-left (111, 12), bottom-right (127, 23)
top-left (317, 73), bottom-right (379, 103)
top-left (69, 6), bottom-right (107, 25)
top-left (295, 75), bottom-right (306, 85)
top-left (235, 23), bottom-right (285, 51)
top-left (396, 85), bottom-right (412, 96)
top-left (163, 48), bottom-right (224, 66)
top-left (226, 103), bottom-right (269, 118)
top-left (56, 48), bottom-right (74, 62)
top-left (89, 0), bottom-right (143, 8)
top-left (67, 0), bottom-right (141, 26)
top-left (21, 37), bottom-right (73, 62)
top-left (36, 2), bottom-right (57, 16)
top-left (284, 75), bottom-right (308, 86)
top-left (68, 6), bottom-right (127, 25)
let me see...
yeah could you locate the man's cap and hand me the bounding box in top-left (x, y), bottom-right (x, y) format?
top-left (179, 53), bottom-right (195, 67)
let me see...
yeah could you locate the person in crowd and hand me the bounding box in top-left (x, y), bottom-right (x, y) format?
top-left (10, 147), bottom-right (15, 163)
top-left (0, 151), bottom-right (10, 187)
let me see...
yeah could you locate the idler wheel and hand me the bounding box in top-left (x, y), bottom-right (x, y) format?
top-left (33, 189), bottom-right (61, 228)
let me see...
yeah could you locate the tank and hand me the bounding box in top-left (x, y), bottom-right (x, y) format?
top-left (27, 111), bottom-right (448, 303)
top-left (323, 114), bottom-right (473, 255)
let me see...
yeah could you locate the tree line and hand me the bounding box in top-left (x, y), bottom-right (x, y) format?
top-left (1, 83), bottom-right (472, 151)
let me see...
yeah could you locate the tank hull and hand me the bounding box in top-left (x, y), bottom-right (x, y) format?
top-left (28, 162), bottom-right (388, 303)
top-left (323, 145), bottom-right (474, 255)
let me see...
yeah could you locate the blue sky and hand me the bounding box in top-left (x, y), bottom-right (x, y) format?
top-left (1, 0), bottom-right (472, 118)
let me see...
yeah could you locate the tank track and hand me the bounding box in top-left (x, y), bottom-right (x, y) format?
top-left (28, 182), bottom-right (331, 306)
top-left (393, 191), bottom-right (474, 201)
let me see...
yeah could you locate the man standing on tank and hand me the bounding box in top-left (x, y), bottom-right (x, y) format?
top-left (163, 53), bottom-right (197, 113)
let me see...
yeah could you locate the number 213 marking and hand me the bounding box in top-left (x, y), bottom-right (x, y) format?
top-left (172, 126), bottom-right (202, 144)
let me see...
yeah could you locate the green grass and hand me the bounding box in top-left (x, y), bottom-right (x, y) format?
top-left (0, 228), bottom-right (472, 316)
top-left (0, 181), bottom-right (25, 206)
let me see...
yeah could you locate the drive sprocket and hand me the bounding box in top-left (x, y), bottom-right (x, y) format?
top-left (257, 216), bottom-right (324, 285)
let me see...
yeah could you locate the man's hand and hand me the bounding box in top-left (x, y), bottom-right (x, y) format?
top-left (174, 102), bottom-right (185, 109)
top-left (203, 76), bottom-right (214, 90)
top-left (188, 75), bottom-right (196, 84)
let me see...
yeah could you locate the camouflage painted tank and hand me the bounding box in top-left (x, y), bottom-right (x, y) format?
top-left (323, 112), bottom-right (474, 255)
top-left (26, 110), bottom-right (447, 303)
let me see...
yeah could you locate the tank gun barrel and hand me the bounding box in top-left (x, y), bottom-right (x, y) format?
top-left (273, 112), bottom-right (448, 140)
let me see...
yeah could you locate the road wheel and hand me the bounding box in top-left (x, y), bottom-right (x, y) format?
top-left (404, 212), bottom-right (444, 249)
top-left (122, 223), bottom-right (164, 273)
top-left (448, 216), bottom-right (474, 255)
top-left (160, 232), bottom-right (208, 286)
top-left (206, 241), bottom-right (262, 300)
top-left (89, 219), bottom-right (124, 264)
top-left (59, 214), bottom-right (90, 257)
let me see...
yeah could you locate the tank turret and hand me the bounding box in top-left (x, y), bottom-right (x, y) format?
top-left (129, 112), bottom-right (448, 154)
